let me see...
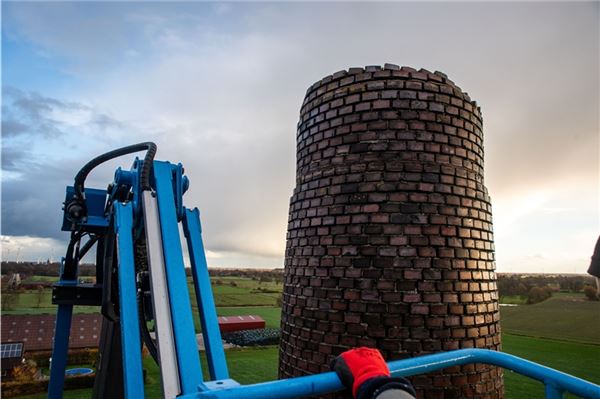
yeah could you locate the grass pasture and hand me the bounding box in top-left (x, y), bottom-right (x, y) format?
top-left (205, 277), bottom-right (281, 307)
top-left (7, 276), bottom-right (600, 399)
top-left (188, 276), bottom-right (282, 330)
top-left (499, 295), bottom-right (528, 305)
top-left (188, 276), bottom-right (281, 307)
top-left (5, 276), bottom-right (282, 316)
top-left (22, 275), bottom-right (58, 283)
top-left (500, 292), bottom-right (600, 344)
top-left (499, 292), bottom-right (600, 397)
top-left (502, 334), bottom-right (600, 398)
top-left (16, 336), bottom-right (599, 399)
top-left (2, 291), bottom-right (99, 315)
top-left (16, 347), bottom-right (281, 399)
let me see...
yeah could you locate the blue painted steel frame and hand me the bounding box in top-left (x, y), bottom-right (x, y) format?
top-left (47, 304), bottom-right (73, 399)
top-left (154, 161), bottom-right (203, 393)
top-left (183, 208), bottom-right (229, 381)
top-left (48, 251), bottom-right (80, 398)
top-left (187, 349), bottom-right (600, 399)
top-left (115, 203), bottom-right (145, 398)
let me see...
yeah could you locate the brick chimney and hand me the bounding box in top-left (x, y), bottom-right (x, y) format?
top-left (279, 65), bottom-right (503, 398)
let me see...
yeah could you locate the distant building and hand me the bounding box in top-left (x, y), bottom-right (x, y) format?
top-left (217, 315), bottom-right (265, 332)
top-left (0, 313), bottom-right (263, 357)
top-left (1, 342), bottom-right (24, 377)
top-left (7, 273), bottom-right (21, 288)
top-left (1, 314), bottom-right (103, 353)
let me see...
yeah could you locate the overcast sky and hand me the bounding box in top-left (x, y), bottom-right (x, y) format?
top-left (1, 1), bottom-right (598, 273)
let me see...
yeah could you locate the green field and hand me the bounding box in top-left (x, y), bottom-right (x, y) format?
top-left (15, 336), bottom-right (598, 399)
top-left (4, 276), bottom-right (283, 334)
top-left (203, 277), bottom-right (281, 307)
top-left (500, 295), bottom-right (528, 305)
top-left (22, 276), bottom-right (58, 282)
top-left (4, 276), bottom-right (282, 316)
top-left (500, 292), bottom-right (600, 344)
top-left (498, 293), bottom-right (600, 397)
top-left (6, 277), bottom-right (600, 398)
top-left (16, 347), bottom-right (281, 399)
top-left (501, 334), bottom-right (600, 398)
top-left (1, 291), bottom-right (99, 315)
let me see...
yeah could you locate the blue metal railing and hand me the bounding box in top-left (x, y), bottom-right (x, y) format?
top-left (191, 349), bottom-right (600, 399)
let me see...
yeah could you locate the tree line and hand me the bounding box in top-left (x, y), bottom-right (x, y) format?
top-left (2, 262), bottom-right (597, 303)
top-left (497, 273), bottom-right (597, 303)
top-left (1, 262), bottom-right (96, 278)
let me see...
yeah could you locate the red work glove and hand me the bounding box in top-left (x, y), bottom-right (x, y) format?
top-left (331, 347), bottom-right (416, 399)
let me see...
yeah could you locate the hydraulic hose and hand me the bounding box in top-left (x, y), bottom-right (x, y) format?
top-left (73, 142), bottom-right (157, 198)
top-left (62, 231), bottom-right (85, 281)
top-left (69, 142), bottom-right (161, 363)
top-left (138, 289), bottom-right (159, 363)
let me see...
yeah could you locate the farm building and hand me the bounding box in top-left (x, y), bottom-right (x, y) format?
top-left (0, 342), bottom-right (24, 377)
top-left (0, 314), bottom-right (265, 355)
top-left (217, 315), bottom-right (265, 332)
top-left (1, 314), bottom-right (103, 353)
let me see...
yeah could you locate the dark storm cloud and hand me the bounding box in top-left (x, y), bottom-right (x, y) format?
top-left (0, 148), bottom-right (123, 241)
top-left (1, 162), bottom-right (75, 239)
top-left (1, 144), bottom-right (30, 171)
top-left (1, 119), bottom-right (28, 137)
top-left (2, 86), bottom-right (80, 139)
top-left (1, 88), bottom-right (132, 242)
top-left (2, 86), bottom-right (126, 142)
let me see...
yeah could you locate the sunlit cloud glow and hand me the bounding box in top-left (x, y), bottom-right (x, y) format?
top-left (2, 2), bottom-right (598, 271)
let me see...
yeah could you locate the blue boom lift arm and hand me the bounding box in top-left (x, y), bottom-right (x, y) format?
top-left (48, 143), bottom-right (600, 399)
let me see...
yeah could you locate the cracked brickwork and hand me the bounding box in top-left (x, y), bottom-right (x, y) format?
top-left (278, 65), bottom-right (503, 398)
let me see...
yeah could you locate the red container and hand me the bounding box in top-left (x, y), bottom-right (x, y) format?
top-left (217, 315), bottom-right (265, 332)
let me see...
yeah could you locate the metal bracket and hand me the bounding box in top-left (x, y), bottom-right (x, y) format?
top-left (197, 379), bottom-right (241, 392)
top-left (52, 283), bottom-right (103, 306)
top-left (171, 163), bottom-right (189, 221)
top-left (61, 186), bottom-right (109, 232)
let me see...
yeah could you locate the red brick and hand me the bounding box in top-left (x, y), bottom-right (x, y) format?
top-left (281, 65), bottom-right (502, 398)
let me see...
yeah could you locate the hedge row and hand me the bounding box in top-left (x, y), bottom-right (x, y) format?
top-left (1, 375), bottom-right (95, 398)
top-left (27, 348), bottom-right (98, 368)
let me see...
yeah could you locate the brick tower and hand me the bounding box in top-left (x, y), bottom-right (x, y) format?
top-left (279, 65), bottom-right (503, 398)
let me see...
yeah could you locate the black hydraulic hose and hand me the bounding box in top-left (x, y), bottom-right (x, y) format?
top-left (73, 142), bottom-right (157, 198)
top-left (62, 231), bottom-right (84, 280)
top-left (138, 290), bottom-right (159, 363)
top-left (68, 143), bottom-right (160, 363)
top-left (100, 231), bottom-right (119, 322)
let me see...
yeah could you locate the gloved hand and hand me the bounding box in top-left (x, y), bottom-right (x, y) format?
top-left (331, 347), bottom-right (416, 399)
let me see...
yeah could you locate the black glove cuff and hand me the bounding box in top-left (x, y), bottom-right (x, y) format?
top-left (355, 376), bottom-right (416, 399)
